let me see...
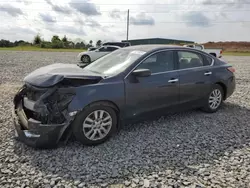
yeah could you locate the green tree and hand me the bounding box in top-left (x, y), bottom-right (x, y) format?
top-left (96, 40), bottom-right (102, 47)
top-left (34, 34), bottom-right (42, 45)
top-left (89, 40), bottom-right (93, 47)
top-left (51, 40), bottom-right (64, 48)
top-left (62, 35), bottom-right (68, 43)
top-left (75, 41), bottom-right (85, 49)
top-left (51, 35), bottom-right (61, 43)
top-left (40, 40), bottom-right (52, 48)
top-left (62, 35), bottom-right (69, 48)
top-left (0, 39), bottom-right (14, 47)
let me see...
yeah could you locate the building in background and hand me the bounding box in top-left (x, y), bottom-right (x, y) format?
top-left (121, 38), bottom-right (194, 46)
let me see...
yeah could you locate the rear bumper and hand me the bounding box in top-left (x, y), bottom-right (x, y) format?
top-left (225, 75), bottom-right (236, 99)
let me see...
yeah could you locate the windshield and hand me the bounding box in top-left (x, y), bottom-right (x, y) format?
top-left (84, 49), bottom-right (146, 76)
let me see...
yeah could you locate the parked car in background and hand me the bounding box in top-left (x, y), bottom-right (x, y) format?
top-left (77, 45), bottom-right (121, 64)
top-left (183, 44), bottom-right (223, 58)
top-left (13, 45), bottom-right (236, 148)
top-left (102, 41), bottom-right (131, 48)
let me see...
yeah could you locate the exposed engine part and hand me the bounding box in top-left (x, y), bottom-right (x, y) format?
top-left (22, 84), bottom-right (74, 125)
top-left (19, 77), bottom-right (100, 125)
top-left (44, 91), bottom-right (74, 124)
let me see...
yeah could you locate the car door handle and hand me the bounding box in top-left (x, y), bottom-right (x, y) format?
top-left (168, 78), bottom-right (179, 83)
top-left (204, 71), bottom-right (212, 76)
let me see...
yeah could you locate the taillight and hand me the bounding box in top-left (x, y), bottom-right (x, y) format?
top-left (220, 50), bottom-right (223, 54)
top-left (227, 67), bottom-right (235, 73)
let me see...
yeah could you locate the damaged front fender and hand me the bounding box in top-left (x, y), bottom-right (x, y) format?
top-left (67, 81), bottom-right (125, 114)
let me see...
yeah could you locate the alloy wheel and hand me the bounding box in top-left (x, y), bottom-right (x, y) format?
top-left (209, 89), bottom-right (222, 110)
top-left (82, 56), bottom-right (89, 63)
top-left (82, 110), bottom-right (112, 141)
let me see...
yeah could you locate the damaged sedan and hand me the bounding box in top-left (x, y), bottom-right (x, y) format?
top-left (13, 45), bottom-right (236, 148)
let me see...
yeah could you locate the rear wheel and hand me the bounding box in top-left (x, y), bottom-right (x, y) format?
top-left (202, 84), bottom-right (224, 113)
top-left (81, 55), bottom-right (91, 64)
top-left (72, 103), bottom-right (117, 145)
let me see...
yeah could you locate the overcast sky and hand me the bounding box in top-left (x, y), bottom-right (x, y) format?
top-left (0, 0), bottom-right (250, 43)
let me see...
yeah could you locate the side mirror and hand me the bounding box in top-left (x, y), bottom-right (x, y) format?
top-left (132, 69), bottom-right (151, 77)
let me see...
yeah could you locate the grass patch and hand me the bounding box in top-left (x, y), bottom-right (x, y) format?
top-left (0, 46), bottom-right (85, 52)
top-left (223, 52), bottom-right (250, 56)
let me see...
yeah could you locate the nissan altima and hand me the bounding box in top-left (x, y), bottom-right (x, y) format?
top-left (12, 45), bottom-right (236, 148)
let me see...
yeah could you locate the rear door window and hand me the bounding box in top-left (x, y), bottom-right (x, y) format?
top-left (177, 51), bottom-right (204, 69)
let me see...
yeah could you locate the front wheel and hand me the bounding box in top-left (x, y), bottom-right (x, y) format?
top-left (201, 84), bottom-right (224, 113)
top-left (81, 55), bottom-right (91, 64)
top-left (72, 103), bottom-right (117, 146)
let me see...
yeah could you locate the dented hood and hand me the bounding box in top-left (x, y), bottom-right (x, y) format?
top-left (24, 63), bottom-right (103, 87)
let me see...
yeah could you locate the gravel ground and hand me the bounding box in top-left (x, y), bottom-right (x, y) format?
top-left (0, 51), bottom-right (250, 188)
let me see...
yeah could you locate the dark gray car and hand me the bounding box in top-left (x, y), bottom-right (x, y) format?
top-left (12, 45), bottom-right (236, 148)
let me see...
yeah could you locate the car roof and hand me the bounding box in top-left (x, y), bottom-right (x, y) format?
top-left (123, 44), bottom-right (191, 52)
top-left (99, 45), bottom-right (121, 48)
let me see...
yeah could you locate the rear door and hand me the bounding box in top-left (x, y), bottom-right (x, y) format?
top-left (124, 50), bottom-right (179, 118)
top-left (176, 50), bottom-right (213, 104)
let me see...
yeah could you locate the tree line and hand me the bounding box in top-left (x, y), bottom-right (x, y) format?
top-left (0, 34), bottom-right (103, 49)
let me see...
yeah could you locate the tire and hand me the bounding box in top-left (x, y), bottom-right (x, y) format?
top-left (72, 103), bottom-right (117, 146)
top-left (201, 84), bottom-right (224, 113)
top-left (81, 55), bottom-right (91, 64)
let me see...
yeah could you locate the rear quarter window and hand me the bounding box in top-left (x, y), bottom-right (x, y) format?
top-left (204, 56), bottom-right (214, 66)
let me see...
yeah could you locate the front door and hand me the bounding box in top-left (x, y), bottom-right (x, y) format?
top-left (124, 50), bottom-right (179, 118)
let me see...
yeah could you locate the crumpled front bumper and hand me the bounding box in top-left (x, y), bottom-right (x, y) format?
top-left (12, 108), bottom-right (69, 148)
top-left (12, 85), bottom-right (75, 148)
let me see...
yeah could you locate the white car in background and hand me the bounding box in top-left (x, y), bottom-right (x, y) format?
top-left (77, 45), bottom-right (121, 64)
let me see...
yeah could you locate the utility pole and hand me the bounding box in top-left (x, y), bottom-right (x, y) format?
top-left (126, 9), bottom-right (129, 41)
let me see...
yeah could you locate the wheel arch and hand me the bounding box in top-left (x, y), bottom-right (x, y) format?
top-left (214, 82), bottom-right (227, 100)
top-left (86, 100), bottom-right (120, 113)
top-left (70, 100), bottom-right (120, 145)
top-left (82, 100), bottom-right (121, 130)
